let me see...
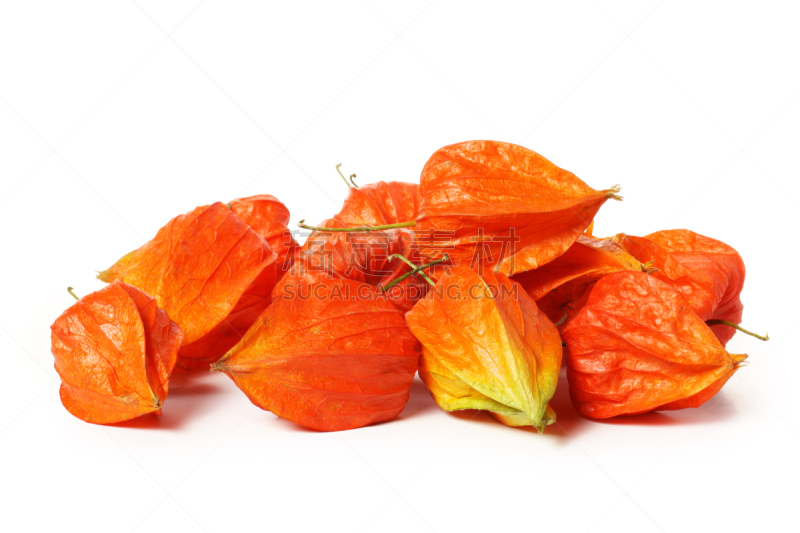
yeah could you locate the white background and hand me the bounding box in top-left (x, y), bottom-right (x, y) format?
top-left (1, 1), bottom-right (798, 532)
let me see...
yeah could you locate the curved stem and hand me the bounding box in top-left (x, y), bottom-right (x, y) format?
top-left (554, 309), bottom-right (568, 327)
top-left (705, 319), bottom-right (769, 341)
top-left (349, 173), bottom-right (359, 188)
top-left (388, 253), bottom-right (417, 270)
top-left (297, 219), bottom-right (417, 232)
top-left (381, 254), bottom-right (449, 292)
top-left (336, 163), bottom-right (352, 188)
top-left (67, 287), bottom-right (79, 301)
top-left (388, 253), bottom-right (434, 286)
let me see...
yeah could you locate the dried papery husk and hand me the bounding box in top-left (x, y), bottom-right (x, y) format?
top-left (416, 141), bottom-right (621, 275)
top-left (645, 229), bottom-right (745, 346)
top-left (229, 194), bottom-right (299, 275)
top-left (513, 235), bottom-right (644, 330)
top-left (612, 230), bottom-right (745, 346)
top-left (405, 266), bottom-right (562, 432)
top-left (563, 271), bottom-right (746, 419)
top-left (213, 270), bottom-right (421, 431)
top-left (297, 181), bottom-right (426, 310)
top-left (51, 281), bottom-right (182, 424)
top-left (98, 202), bottom-right (277, 369)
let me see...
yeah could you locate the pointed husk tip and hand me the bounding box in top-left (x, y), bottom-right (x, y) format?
top-left (536, 405), bottom-right (557, 434)
top-left (605, 185), bottom-right (623, 201)
top-left (489, 404), bottom-right (557, 433)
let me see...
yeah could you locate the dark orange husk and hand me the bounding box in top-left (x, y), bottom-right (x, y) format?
top-left (562, 271), bottom-right (746, 419)
top-left (612, 229), bottom-right (745, 346)
top-left (297, 181), bottom-right (425, 311)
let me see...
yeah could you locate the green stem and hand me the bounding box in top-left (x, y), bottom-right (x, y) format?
top-left (705, 319), bottom-right (769, 341)
top-left (388, 253), bottom-right (418, 270)
top-left (336, 163), bottom-right (351, 188)
top-left (554, 309), bottom-right (568, 327)
top-left (67, 287), bottom-right (79, 301)
top-left (336, 164), bottom-right (359, 188)
top-left (387, 253), bottom-right (435, 286)
top-left (381, 255), bottom-right (449, 292)
top-left (297, 219), bottom-right (417, 232)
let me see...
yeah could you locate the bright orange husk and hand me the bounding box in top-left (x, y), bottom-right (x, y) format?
top-left (612, 230), bottom-right (745, 346)
top-left (51, 281), bottom-right (183, 424)
top-left (98, 202), bottom-right (277, 369)
top-left (213, 270), bottom-right (421, 431)
top-left (563, 271), bottom-right (746, 419)
top-left (298, 181), bottom-right (426, 310)
top-left (415, 141), bottom-right (620, 275)
top-left (229, 194), bottom-right (298, 275)
top-left (512, 235), bottom-right (644, 329)
top-left (405, 267), bottom-right (562, 432)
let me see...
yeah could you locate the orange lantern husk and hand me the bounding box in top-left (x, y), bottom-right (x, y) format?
top-left (98, 202), bottom-right (278, 369)
top-left (613, 229), bottom-right (745, 346)
top-left (415, 141), bottom-right (621, 275)
top-left (229, 194), bottom-right (298, 276)
top-left (562, 271), bottom-right (746, 419)
top-left (213, 270), bottom-right (421, 431)
top-left (297, 181), bottom-right (426, 311)
top-left (51, 281), bottom-right (183, 424)
top-left (405, 266), bottom-right (562, 432)
top-left (513, 234), bottom-right (645, 330)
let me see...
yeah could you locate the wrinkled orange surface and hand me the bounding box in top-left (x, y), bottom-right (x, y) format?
top-left (513, 235), bottom-right (643, 330)
top-left (98, 202), bottom-right (277, 369)
top-left (613, 230), bottom-right (745, 345)
top-left (416, 141), bottom-right (620, 275)
top-left (647, 229), bottom-right (745, 346)
top-left (51, 280), bottom-right (182, 424)
top-left (298, 181), bottom-right (425, 310)
top-left (213, 270), bottom-right (421, 431)
top-left (563, 271), bottom-right (746, 419)
top-left (229, 194), bottom-right (298, 274)
top-left (406, 267), bottom-right (562, 431)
